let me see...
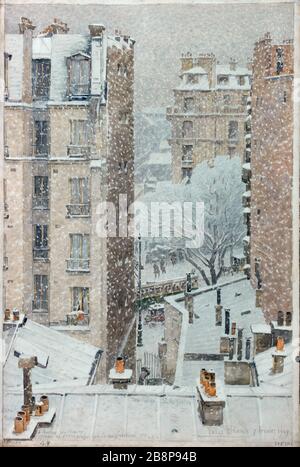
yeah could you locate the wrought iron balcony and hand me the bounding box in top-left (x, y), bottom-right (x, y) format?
top-left (67, 145), bottom-right (91, 158)
top-left (66, 258), bottom-right (90, 272)
top-left (32, 300), bottom-right (48, 312)
top-left (33, 196), bottom-right (49, 210)
top-left (66, 203), bottom-right (90, 217)
top-left (33, 247), bottom-right (49, 260)
top-left (66, 311), bottom-right (90, 326)
top-left (33, 144), bottom-right (49, 158)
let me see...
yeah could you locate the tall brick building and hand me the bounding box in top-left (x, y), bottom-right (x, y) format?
top-left (3, 18), bottom-right (136, 379)
top-left (242, 33), bottom-right (294, 324)
top-left (167, 53), bottom-right (251, 183)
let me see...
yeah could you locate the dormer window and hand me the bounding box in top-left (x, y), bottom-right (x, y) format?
top-left (217, 75), bottom-right (229, 85)
top-left (187, 74), bottom-right (198, 84)
top-left (67, 53), bottom-right (90, 99)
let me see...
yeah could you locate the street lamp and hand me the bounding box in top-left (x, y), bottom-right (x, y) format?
top-left (137, 233), bottom-right (143, 347)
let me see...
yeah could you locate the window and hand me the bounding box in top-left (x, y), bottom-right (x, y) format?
top-left (67, 234), bottom-right (90, 271)
top-left (67, 178), bottom-right (89, 216)
top-left (279, 91), bottom-right (288, 103)
top-left (33, 275), bottom-right (48, 311)
top-left (277, 310), bottom-right (284, 326)
top-left (70, 120), bottom-right (88, 146)
top-left (68, 55), bottom-right (90, 97)
top-left (182, 145), bottom-right (193, 161)
top-left (286, 312), bottom-right (292, 326)
top-left (118, 161), bottom-right (128, 174)
top-left (33, 176), bottom-right (49, 209)
top-left (218, 75), bottom-right (229, 85)
top-left (34, 121), bottom-right (48, 156)
top-left (242, 95), bottom-right (248, 105)
top-left (228, 121), bottom-right (238, 140)
top-left (183, 97), bottom-right (194, 112)
top-left (72, 287), bottom-right (89, 314)
top-left (119, 112), bottom-right (130, 124)
top-left (182, 121), bottom-right (193, 138)
top-left (33, 225), bottom-right (48, 259)
top-left (238, 76), bottom-right (245, 86)
top-left (276, 47), bottom-right (284, 74)
top-left (223, 94), bottom-right (231, 104)
top-left (32, 59), bottom-right (51, 99)
top-left (187, 74), bottom-right (198, 84)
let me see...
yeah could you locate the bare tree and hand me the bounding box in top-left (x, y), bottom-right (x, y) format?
top-left (185, 156), bottom-right (245, 285)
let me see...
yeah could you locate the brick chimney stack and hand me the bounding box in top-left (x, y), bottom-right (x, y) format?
top-left (19, 17), bottom-right (35, 103)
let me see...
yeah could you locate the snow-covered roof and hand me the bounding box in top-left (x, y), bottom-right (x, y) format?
top-left (165, 278), bottom-right (266, 383)
top-left (251, 324), bottom-right (272, 334)
top-left (4, 319), bottom-right (102, 390)
top-left (216, 64), bottom-right (251, 76)
top-left (147, 152), bottom-right (171, 166)
top-left (6, 31), bottom-right (132, 102)
top-left (182, 66), bottom-right (207, 75)
top-left (3, 384), bottom-right (293, 445)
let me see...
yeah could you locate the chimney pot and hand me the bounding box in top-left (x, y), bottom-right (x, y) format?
top-left (88, 24), bottom-right (106, 37)
top-left (19, 17), bottom-right (36, 34)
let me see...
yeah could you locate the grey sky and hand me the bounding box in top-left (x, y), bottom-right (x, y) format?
top-left (5, 2), bottom-right (294, 111)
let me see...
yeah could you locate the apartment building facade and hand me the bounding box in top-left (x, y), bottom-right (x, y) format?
top-left (167, 53), bottom-right (251, 183)
top-left (242, 33), bottom-right (294, 324)
top-left (3, 18), bottom-right (136, 379)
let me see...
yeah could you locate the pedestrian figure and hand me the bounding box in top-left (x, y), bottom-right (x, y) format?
top-left (153, 263), bottom-right (160, 279)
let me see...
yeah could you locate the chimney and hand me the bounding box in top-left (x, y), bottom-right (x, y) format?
top-left (217, 287), bottom-right (221, 305)
top-left (237, 328), bottom-right (243, 361)
top-left (245, 338), bottom-right (251, 360)
top-left (195, 53), bottom-right (216, 88)
top-left (286, 312), bottom-right (292, 326)
top-left (51, 18), bottom-right (69, 34)
top-left (180, 52), bottom-right (193, 72)
top-left (89, 24), bottom-right (107, 97)
top-left (89, 23), bottom-right (106, 37)
top-left (19, 17), bottom-right (35, 104)
top-left (229, 57), bottom-right (238, 71)
top-left (272, 338), bottom-right (287, 374)
top-left (277, 310), bottom-right (284, 326)
top-left (224, 308), bottom-right (230, 335)
top-left (41, 18), bottom-right (69, 36)
top-left (18, 355), bottom-right (38, 409)
top-left (229, 338), bottom-right (235, 360)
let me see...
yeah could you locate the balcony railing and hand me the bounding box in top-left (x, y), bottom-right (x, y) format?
top-left (66, 258), bottom-right (90, 272)
top-left (181, 158), bottom-right (193, 168)
top-left (33, 247), bottom-right (49, 260)
top-left (32, 300), bottom-right (48, 312)
top-left (67, 145), bottom-right (91, 158)
top-left (33, 144), bottom-right (49, 158)
top-left (66, 311), bottom-right (90, 326)
top-left (66, 203), bottom-right (90, 217)
top-left (33, 196), bottom-right (49, 210)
